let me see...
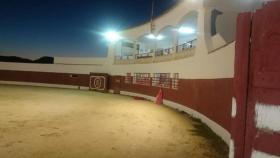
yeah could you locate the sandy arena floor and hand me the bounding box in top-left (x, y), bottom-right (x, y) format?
top-left (0, 84), bottom-right (228, 158)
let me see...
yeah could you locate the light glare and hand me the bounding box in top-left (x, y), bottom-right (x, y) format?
top-left (146, 34), bottom-right (164, 40)
top-left (104, 31), bottom-right (121, 42)
top-left (147, 34), bottom-right (156, 39)
top-left (156, 35), bottom-right (164, 40)
top-left (178, 27), bottom-right (195, 34)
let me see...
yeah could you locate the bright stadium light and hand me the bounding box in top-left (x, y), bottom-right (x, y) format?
top-left (104, 31), bottom-right (121, 42)
top-left (146, 34), bottom-right (164, 40)
top-left (156, 35), bottom-right (164, 40)
top-left (178, 27), bottom-right (195, 34)
top-left (146, 34), bottom-right (156, 39)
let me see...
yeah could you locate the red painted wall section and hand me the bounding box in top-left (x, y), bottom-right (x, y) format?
top-left (116, 76), bottom-right (233, 131)
top-left (0, 70), bottom-right (90, 87)
top-left (253, 133), bottom-right (280, 156)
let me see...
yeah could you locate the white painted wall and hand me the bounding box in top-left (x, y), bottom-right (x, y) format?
top-left (0, 26), bottom-right (235, 80)
top-left (119, 0), bottom-right (203, 41)
top-left (251, 150), bottom-right (280, 158)
top-left (255, 103), bottom-right (280, 132)
top-left (107, 42), bottom-right (235, 79)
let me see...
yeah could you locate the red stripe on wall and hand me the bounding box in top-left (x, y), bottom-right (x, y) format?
top-left (0, 70), bottom-right (90, 87)
top-left (111, 76), bottom-right (233, 131)
top-left (0, 70), bottom-right (233, 132)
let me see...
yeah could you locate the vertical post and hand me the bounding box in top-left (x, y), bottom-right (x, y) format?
top-left (133, 42), bottom-right (138, 60)
top-left (119, 41), bottom-right (123, 60)
top-left (152, 41), bottom-right (157, 62)
top-left (172, 31), bottom-right (179, 59)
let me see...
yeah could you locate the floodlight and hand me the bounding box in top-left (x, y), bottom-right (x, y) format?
top-left (156, 35), bottom-right (164, 40)
top-left (104, 31), bottom-right (121, 42)
top-left (146, 34), bottom-right (156, 39)
top-left (178, 27), bottom-right (195, 34)
top-left (146, 34), bottom-right (164, 40)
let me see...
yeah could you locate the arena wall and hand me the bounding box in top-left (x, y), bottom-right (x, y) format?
top-left (0, 43), bottom-right (234, 145)
top-left (0, 0), bottom-right (262, 151)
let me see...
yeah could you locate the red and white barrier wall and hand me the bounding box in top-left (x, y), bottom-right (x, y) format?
top-left (0, 41), bottom-right (235, 146)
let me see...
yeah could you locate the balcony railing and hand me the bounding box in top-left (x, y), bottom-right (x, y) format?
top-left (135, 52), bottom-right (154, 59)
top-left (176, 39), bottom-right (197, 53)
top-left (155, 48), bottom-right (174, 57)
top-left (115, 39), bottom-right (197, 64)
top-left (115, 55), bottom-right (134, 60)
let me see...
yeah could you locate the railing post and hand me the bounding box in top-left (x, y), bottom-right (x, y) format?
top-left (152, 50), bottom-right (155, 63)
top-left (133, 42), bottom-right (138, 59)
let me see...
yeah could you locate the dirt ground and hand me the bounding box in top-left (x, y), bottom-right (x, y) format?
top-left (0, 84), bottom-right (228, 158)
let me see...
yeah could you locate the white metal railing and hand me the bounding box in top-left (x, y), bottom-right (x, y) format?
top-left (115, 39), bottom-right (197, 64)
top-left (135, 52), bottom-right (154, 59)
top-left (176, 39), bottom-right (197, 53)
top-left (155, 47), bottom-right (174, 57)
top-left (115, 55), bottom-right (134, 60)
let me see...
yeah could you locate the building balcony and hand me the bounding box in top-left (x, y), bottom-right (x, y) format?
top-left (114, 39), bottom-right (196, 65)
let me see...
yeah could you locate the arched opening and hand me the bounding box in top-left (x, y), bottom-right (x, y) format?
top-left (137, 34), bottom-right (156, 54)
top-left (155, 26), bottom-right (176, 56)
top-left (135, 34), bottom-right (157, 59)
top-left (177, 11), bottom-right (198, 51)
top-left (115, 39), bottom-right (135, 60)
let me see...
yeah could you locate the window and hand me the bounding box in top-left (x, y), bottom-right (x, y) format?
top-left (125, 72), bottom-right (179, 89)
top-left (172, 73), bottom-right (179, 90)
top-left (120, 41), bottom-right (135, 59)
top-left (124, 73), bottom-right (132, 84)
top-left (152, 73), bottom-right (171, 88)
top-left (133, 73), bottom-right (151, 86)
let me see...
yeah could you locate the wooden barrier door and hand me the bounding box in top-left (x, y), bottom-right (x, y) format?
top-left (234, 1), bottom-right (280, 158)
top-left (244, 2), bottom-right (280, 158)
top-left (89, 73), bottom-right (109, 93)
top-left (111, 76), bottom-right (122, 94)
top-left (232, 12), bottom-right (252, 158)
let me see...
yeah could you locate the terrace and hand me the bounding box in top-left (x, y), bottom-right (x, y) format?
top-left (114, 11), bottom-right (198, 65)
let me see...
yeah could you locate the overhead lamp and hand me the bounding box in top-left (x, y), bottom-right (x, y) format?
top-left (147, 34), bottom-right (156, 39)
top-left (146, 34), bottom-right (164, 40)
top-left (178, 27), bottom-right (196, 34)
top-left (104, 31), bottom-right (122, 42)
top-left (156, 35), bottom-right (164, 40)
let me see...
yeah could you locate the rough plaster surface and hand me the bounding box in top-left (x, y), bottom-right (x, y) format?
top-left (0, 85), bottom-right (228, 158)
top-left (255, 103), bottom-right (280, 132)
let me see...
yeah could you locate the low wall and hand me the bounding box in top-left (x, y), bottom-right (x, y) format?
top-left (0, 70), bottom-right (90, 87)
top-left (0, 69), bottom-right (233, 145)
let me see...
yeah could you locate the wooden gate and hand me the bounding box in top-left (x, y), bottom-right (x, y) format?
top-left (234, 1), bottom-right (280, 158)
top-left (89, 73), bottom-right (109, 93)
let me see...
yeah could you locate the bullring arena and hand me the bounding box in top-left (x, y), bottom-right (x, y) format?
top-left (0, 0), bottom-right (280, 158)
top-left (0, 85), bottom-right (227, 158)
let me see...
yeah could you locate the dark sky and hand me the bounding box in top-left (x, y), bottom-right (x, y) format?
top-left (0, 0), bottom-right (178, 58)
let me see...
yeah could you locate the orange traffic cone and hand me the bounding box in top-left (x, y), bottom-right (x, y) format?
top-left (155, 88), bottom-right (163, 105)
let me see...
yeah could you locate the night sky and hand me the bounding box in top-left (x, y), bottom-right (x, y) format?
top-left (0, 0), bottom-right (178, 58)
